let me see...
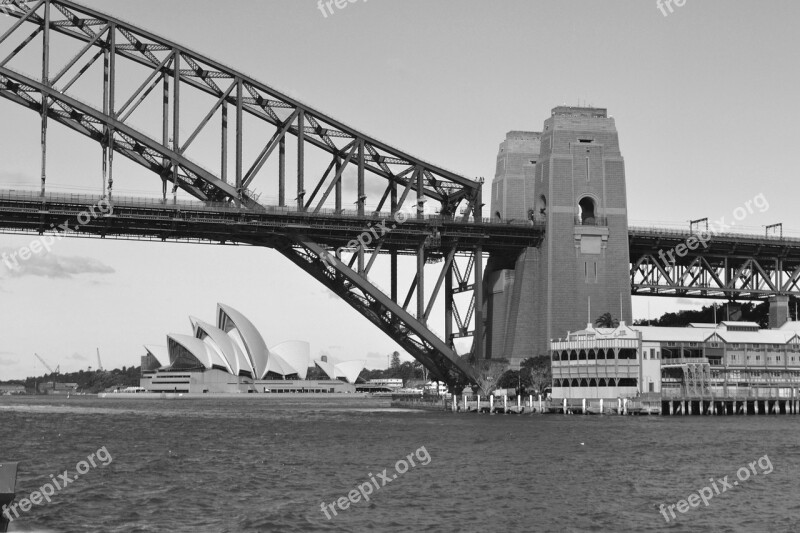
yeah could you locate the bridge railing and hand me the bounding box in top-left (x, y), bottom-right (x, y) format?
top-left (0, 189), bottom-right (544, 228)
top-left (628, 224), bottom-right (800, 244)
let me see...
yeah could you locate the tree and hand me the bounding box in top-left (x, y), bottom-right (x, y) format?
top-left (471, 359), bottom-right (509, 395)
top-left (412, 360), bottom-right (428, 383)
top-left (522, 356), bottom-right (552, 395)
top-left (595, 312), bottom-right (619, 328)
top-left (631, 298), bottom-right (799, 329)
top-left (390, 351), bottom-right (401, 371)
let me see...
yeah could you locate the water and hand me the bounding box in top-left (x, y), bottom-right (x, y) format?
top-left (1, 396), bottom-right (799, 532)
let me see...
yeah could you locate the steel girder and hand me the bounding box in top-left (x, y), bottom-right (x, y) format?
top-left (630, 253), bottom-right (800, 300)
top-left (629, 227), bottom-right (800, 300)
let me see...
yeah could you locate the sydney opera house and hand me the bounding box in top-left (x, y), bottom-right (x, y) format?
top-left (140, 304), bottom-right (366, 394)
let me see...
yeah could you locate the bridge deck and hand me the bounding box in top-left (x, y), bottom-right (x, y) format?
top-left (0, 191), bottom-right (545, 254)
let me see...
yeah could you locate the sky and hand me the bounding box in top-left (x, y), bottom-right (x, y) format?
top-left (0, 0), bottom-right (798, 379)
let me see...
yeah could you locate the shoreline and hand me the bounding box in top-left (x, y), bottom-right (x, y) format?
top-left (97, 392), bottom-right (376, 399)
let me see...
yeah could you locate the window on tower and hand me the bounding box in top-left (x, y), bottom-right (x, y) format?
top-left (578, 197), bottom-right (596, 225)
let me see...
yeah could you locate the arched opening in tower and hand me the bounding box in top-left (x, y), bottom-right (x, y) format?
top-left (537, 195), bottom-right (547, 218)
top-left (578, 197), bottom-right (596, 225)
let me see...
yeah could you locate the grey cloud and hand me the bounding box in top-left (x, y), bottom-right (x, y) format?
top-left (1, 248), bottom-right (115, 279)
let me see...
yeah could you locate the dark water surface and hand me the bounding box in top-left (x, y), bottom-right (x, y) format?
top-left (1, 396), bottom-right (799, 532)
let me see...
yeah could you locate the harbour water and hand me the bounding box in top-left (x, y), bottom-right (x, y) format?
top-left (1, 396), bottom-right (798, 532)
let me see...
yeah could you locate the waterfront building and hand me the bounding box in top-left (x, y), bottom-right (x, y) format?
top-left (551, 320), bottom-right (800, 402)
top-left (367, 379), bottom-right (403, 388)
top-left (37, 382), bottom-right (78, 395)
top-left (0, 385), bottom-right (25, 395)
top-left (551, 322), bottom-right (648, 400)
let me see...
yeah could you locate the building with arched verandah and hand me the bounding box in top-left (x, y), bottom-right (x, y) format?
top-left (551, 322), bottom-right (651, 401)
top-left (551, 320), bottom-right (800, 405)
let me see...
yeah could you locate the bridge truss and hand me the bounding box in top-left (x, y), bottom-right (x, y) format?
top-left (0, 0), bottom-right (544, 387)
top-left (629, 227), bottom-right (800, 300)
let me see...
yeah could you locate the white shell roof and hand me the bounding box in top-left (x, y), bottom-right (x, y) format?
top-left (193, 319), bottom-right (252, 376)
top-left (334, 360), bottom-right (367, 384)
top-left (217, 304), bottom-right (269, 380)
top-left (313, 357), bottom-right (366, 384)
top-left (144, 345), bottom-right (169, 367)
top-left (155, 304), bottom-right (325, 380)
top-left (270, 341), bottom-right (311, 379)
top-left (167, 334), bottom-right (229, 370)
top-left (314, 359), bottom-right (337, 381)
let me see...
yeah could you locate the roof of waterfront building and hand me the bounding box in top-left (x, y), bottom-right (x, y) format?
top-left (779, 321), bottom-right (800, 332)
top-left (557, 321), bottom-right (800, 346)
top-left (634, 322), bottom-right (799, 345)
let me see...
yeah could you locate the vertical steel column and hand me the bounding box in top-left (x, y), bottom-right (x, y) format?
top-left (235, 77), bottom-right (243, 203)
top-left (445, 262), bottom-right (453, 349)
top-left (106, 25), bottom-right (115, 200)
top-left (278, 136), bottom-right (285, 206)
top-left (102, 32), bottom-right (109, 196)
top-left (221, 101), bottom-right (227, 183)
top-left (357, 140), bottom-right (365, 273)
top-left (474, 185), bottom-right (483, 220)
top-left (297, 109), bottom-right (305, 211)
top-left (162, 69), bottom-right (169, 201)
top-left (39, 0), bottom-right (50, 197)
top-left (172, 49), bottom-right (180, 202)
top-left (390, 180), bottom-right (398, 302)
top-left (474, 247), bottom-right (485, 359)
top-left (417, 241), bottom-right (425, 321)
top-left (335, 157), bottom-right (342, 213)
top-left (357, 140), bottom-right (365, 216)
top-left (416, 166), bottom-right (424, 219)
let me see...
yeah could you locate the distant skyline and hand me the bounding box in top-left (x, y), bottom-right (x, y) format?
top-left (1, 0), bottom-right (798, 379)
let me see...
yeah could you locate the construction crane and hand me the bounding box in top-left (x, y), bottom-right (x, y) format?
top-left (96, 348), bottom-right (104, 372)
top-left (33, 353), bottom-right (59, 375)
top-left (34, 353), bottom-right (60, 393)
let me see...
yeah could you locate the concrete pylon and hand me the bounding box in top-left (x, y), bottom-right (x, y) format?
top-left (485, 107), bottom-right (632, 363)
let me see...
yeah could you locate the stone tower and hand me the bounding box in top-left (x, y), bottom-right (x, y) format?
top-left (486, 106), bottom-right (632, 366)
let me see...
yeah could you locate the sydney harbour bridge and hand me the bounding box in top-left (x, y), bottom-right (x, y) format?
top-left (0, 0), bottom-right (798, 388)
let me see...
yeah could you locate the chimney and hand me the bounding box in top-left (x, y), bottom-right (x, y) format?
top-left (769, 295), bottom-right (790, 329)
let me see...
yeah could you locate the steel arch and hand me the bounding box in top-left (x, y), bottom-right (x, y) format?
top-left (0, 0), bottom-right (492, 388)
